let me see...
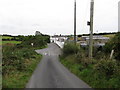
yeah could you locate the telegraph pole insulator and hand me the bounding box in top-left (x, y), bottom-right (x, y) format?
top-left (87, 21), bottom-right (90, 26)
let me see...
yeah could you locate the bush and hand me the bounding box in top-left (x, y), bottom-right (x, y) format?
top-left (2, 35), bottom-right (50, 75)
top-left (2, 45), bottom-right (38, 75)
top-left (62, 43), bottom-right (79, 56)
top-left (74, 52), bottom-right (85, 63)
top-left (94, 59), bottom-right (118, 78)
top-left (75, 51), bottom-right (87, 61)
top-left (103, 32), bottom-right (120, 61)
top-left (20, 35), bottom-right (50, 48)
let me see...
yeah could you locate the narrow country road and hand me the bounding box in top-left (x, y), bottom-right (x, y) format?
top-left (26, 43), bottom-right (91, 88)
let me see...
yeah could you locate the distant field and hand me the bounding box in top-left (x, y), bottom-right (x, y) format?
top-left (2, 36), bottom-right (19, 40)
top-left (1, 36), bottom-right (21, 45)
top-left (103, 34), bottom-right (115, 38)
top-left (2, 36), bottom-right (13, 39)
top-left (2, 41), bottom-right (21, 45)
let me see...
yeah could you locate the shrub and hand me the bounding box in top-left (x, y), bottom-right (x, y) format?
top-left (75, 51), bottom-right (86, 63)
top-left (62, 42), bottom-right (79, 56)
top-left (103, 32), bottom-right (120, 61)
top-left (18, 35), bottom-right (50, 49)
top-left (94, 59), bottom-right (118, 78)
top-left (2, 45), bottom-right (38, 75)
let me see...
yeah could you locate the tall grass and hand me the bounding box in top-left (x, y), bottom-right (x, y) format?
top-left (60, 41), bottom-right (120, 88)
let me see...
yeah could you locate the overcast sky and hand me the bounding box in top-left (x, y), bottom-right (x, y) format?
top-left (0, 0), bottom-right (119, 35)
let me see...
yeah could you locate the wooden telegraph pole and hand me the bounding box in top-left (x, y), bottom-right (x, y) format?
top-left (74, 0), bottom-right (76, 44)
top-left (89, 0), bottom-right (94, 59)
top-left (118, 1), bottom-right (120, 33)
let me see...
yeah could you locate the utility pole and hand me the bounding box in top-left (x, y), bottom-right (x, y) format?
top-left (89, 0), bottom-right (94, 59)
top-left (74, 0), bottom-right (76, 44)
top-left (118, 1), bottom-right (120, 33)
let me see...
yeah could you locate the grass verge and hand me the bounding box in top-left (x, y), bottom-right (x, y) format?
top-left (60, 55), bottom-right (120, 88)
top-left (2, 34), bottom-right (50, 88)
top-left (3, 54), bottom-right (42, 88)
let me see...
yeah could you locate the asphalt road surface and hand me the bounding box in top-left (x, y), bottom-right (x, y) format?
top-left (26, 43), bottom-right (91, 88)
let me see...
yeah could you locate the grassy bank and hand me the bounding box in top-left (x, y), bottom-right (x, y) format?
top-left (2, 44), bottom-right (42, 88)
top-left (2, 35), bottom-right (50, 88)
top-left (60, 56), bottom-right (120, 88)
top-left (3, 54), bottom-right (42, 88)
top-left (60, 40), bottom-right (120, 88)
